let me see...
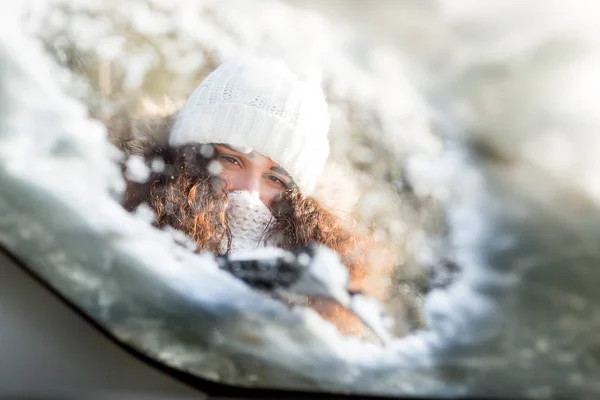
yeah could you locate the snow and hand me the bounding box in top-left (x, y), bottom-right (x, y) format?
top-left (0, 3), bottom-right (393, 392)
top-left (287, 245), bottom-right (351, 307)
top-left (350, 294), bottom-right (393, 345)
top-left (125, 154), bottom-right (151, 183)
top-left (199, 144), bottom-right (215, 158)
top-left (227, 246), bottom-right (288, 262)
top-left (207, 160), bottom-right (223, 175)
top-left (1, 0), bottom-right (600, 398)
top-left (132, 202), bottom-right (156, 225)
top-left (150, 157), bottom-right (165, 173)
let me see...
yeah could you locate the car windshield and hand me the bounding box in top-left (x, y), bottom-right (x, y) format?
top-left (1, 0), bottom-right (599, 398)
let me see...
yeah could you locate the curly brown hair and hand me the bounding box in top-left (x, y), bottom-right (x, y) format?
top-left (124, 144), bottom-right (231, 254)
top-left (122, 143), bottom-right (392, 338)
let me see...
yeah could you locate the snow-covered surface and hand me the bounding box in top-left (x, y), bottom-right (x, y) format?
top-left (350, 294), bottom-right (393, 346)
top-left (1, 0), bottom-right (600, 398)
top-left (288, 245), bottom-right (351, 307)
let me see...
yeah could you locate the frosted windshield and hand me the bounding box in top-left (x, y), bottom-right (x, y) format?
top-left (1, 0), bottom-right (599, 398)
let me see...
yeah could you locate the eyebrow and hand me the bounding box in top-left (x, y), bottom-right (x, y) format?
top-left (270, 165), bottom-right (291, 178)
top-left (219, 144), bottom-right (256, 158)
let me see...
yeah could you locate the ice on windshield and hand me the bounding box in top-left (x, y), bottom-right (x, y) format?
top-left (1, 0), bottom-right (599, 398)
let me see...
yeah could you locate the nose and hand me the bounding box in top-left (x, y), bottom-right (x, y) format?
top-left (228, 170), bottom-right (261, 194)
top-left (225, 171), bottom-right (274, 206)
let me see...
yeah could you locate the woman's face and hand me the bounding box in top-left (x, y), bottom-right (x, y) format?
top-left (213, 144), bottom-right (293, 206)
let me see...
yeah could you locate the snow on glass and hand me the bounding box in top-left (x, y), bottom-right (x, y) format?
top-left (125, 154), bottom-right (151, 183)
top-left (1, 0), bottom-right (600, 398)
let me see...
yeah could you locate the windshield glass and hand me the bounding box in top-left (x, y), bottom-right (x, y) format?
top-left (1, 0), bottom-right (599, 398)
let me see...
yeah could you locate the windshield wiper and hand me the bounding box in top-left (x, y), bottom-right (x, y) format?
top-left (216, 243), bottom-right (392, 345)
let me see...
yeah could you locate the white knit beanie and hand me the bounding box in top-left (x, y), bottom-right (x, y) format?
top-left (168, 57), bottom-right (331, 195)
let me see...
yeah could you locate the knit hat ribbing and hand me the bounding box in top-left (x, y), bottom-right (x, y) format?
top-left (168, 57), bottom-right (330, 195)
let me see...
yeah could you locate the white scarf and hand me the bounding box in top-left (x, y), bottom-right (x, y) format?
top-left (220, 191), bottom-right (280, 255)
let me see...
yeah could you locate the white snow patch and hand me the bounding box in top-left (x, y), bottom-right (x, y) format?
top-left (125, 154), bottom-right (151, 183)
top-left (150, 157), bottom-right (165, 173)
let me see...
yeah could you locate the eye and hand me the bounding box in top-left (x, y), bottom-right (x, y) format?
top-left (219, 155), bottom-right (240, 166)
top-left (267, 174), bottom-right (288, 187)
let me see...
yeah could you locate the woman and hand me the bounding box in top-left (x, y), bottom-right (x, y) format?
top-left (112, 57), bottom-right (393, 337)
